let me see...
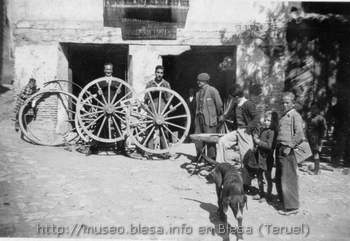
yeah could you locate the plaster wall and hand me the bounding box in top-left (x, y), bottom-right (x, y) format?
top-left (9, 0), bottom-right (293, 115)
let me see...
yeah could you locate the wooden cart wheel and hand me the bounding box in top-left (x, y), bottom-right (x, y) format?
top-left (43, 80), bottom-right (91, 143)
top-left (76, 77), bottom-right (134, 143)
top-left (18, 90), bottom-right (80, 146)
top-left (43, 79), bottom-right (84, 93)
top-left (127, 87), bottom-right (191, 154)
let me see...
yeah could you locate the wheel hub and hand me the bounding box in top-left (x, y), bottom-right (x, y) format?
top-left (104, 104), bottom-right (115, 114)
top-left (154, 115), bottom-right (164, 125)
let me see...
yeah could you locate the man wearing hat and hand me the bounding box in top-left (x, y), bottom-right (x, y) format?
top-left (194, 73), bottom-right (223, 160)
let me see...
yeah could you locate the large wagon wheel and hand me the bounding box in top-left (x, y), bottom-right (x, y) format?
top-left (18, 90), bottom-right (79, 146)
top-left (43, 80), bottom-right (91, 142)
top-left (127, 87), bottom-right (191, 154)
top-left (75, 77), bottom-right (134, 143)
top-left (43, 79), bottom-right (84, 93)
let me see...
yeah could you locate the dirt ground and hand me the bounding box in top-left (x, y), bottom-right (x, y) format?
top-left (0, 87), bottom-right (350, 241)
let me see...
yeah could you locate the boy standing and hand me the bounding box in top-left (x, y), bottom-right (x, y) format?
top-left (275, 92), bottom-right (305, 215)
top-left (306, 104), bottom-right (327, 174)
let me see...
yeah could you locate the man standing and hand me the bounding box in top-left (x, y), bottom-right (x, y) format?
top-left (194, 73), bottom-right (223, 160)
top-left (87, 63), bottom-right (125, 155)
top-left (275, 92), bottom-right (304, 215)
top-left (144, 65), bottom-right (172, 157)
top-left (216, 85), bottom-right (258, 165)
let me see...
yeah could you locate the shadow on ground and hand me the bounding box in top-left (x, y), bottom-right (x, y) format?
top-left (183, 197), bottom-right (246, 241)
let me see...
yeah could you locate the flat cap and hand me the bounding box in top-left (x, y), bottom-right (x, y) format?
top-left (197, 73), bottom-right (210, 82)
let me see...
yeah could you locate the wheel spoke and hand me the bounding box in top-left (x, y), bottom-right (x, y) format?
top-left (160, 94), bottom-right (174, 115)
top-left (164, 114), bottom-right (188, 121)
top-left (110, 83), bottom-right (123, 105)
top-left (80, 118), bottom-right (98, 122)
top-left (97, 116), bottom-right (107, 137)
top-left (143, 126), bottom-right (155, 145)
top-left (108, 81), bottom-right (111, 104)
top-left (82, 101), bottom-right (105, 110)
top-left (147, 92), bottom-right (157, 114)
top-left (80, 110), bottom-right (104, 117)
top-left (130, 119), bottom-right (154, 127)
top-left (111, 115), bottom-right (123, 137)
top-left (113, 111), bottom-right (126, 124)
top-left (108, 117), bottom-right (112, 139)
top-left (162, 124), bottom-right (179, 142)
top-left (160, 126), bottom-right (169, 149)
top-left (163, 102), bottom-right (182, 117)
top-left (140, 103), bottom-right (155, 118)
top-left (158, 91), bottom-right (162, 114)
top-left (130, 111), bottom-right (153, 120)
top-left (113, 91), bottom-right (132, 107)
top-left (164, 121), bottom-right (187, 130)
top-left (114, 104), bottom-right (128, 111)
top-left (86, 113), bottom-right (104, 129)
top-left (87, 90), bottom-right (106, 107)
top-left (134, 123), bottom-right (153, 137)
top-left (96, 82), bottom-right (108, 105)
top-left (114, 110), bottom-right (127, 116)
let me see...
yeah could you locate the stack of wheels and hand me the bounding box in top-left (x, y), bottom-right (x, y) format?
top-left (75, 77), bottom-right (135, 146)
top-left (18, 90), bottom-right (81, 146)
top-left (126, 87), bottom-right (191, 155)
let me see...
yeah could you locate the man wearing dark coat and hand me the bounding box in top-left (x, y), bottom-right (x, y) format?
top-left (194, 73), bottom-right (223, 160)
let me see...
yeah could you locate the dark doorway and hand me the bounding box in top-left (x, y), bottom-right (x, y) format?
top-left (162, 46), bottom-right (236, 102)
top-left (61, 43), bottom-right (129, 96)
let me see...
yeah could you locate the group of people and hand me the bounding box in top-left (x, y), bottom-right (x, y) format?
top-left (14, 66), bottom-right (328, 216)
top-left (191, 74), bottom-right (327, 216)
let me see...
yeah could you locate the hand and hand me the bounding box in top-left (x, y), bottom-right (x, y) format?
top-left (253, 134), bottom-right (259, 144)
top-left (218, 115), bottom-right (225, 122)
top-left (169, 105), bottom-right (175, 112)
top-left (31, 99), bottom-right (37, 108)
top-left (318, 144), bottom-right (323, 153)
top-left (282, 147), bottom-right (291, 156)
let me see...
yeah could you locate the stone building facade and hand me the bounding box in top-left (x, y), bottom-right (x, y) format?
top-left (6, 0), bottom-right (297, 120)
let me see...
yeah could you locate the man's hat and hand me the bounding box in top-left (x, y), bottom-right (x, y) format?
top-left (197, 73), bottom-right (210, 82)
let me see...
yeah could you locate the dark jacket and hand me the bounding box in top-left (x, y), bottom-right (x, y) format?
top-left (255, 128), bottom-right (276, 171)
top-left (195, 84), bottom-right (223, 127)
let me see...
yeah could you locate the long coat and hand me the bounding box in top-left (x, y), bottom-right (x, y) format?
top-left (195, 84), bottom-right (223, 127)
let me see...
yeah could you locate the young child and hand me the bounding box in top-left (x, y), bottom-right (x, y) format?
top-left (252, 111), bottom-right (278, 201)
top-left (306, 104), bottom-right (327, 174)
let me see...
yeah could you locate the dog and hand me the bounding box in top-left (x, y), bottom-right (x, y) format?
top-left (210, 163), bottom-right (247, 238)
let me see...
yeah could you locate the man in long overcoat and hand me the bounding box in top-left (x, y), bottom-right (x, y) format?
top-left (194, 73), bottom-right (223, 159)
